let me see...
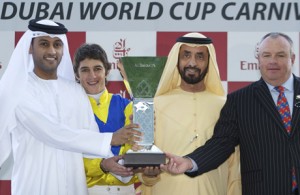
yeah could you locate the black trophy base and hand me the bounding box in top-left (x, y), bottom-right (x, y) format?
top-left (124, 152), bottom-right (166, 168)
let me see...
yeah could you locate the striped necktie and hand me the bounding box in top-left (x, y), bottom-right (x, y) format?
top-left (275, 86), bottom-right (297, 191)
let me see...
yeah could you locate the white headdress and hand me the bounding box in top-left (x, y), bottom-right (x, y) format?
top-left (0, 19), bottom-right (74, 165)
top-left (155, 32), bottom-right (225, 97)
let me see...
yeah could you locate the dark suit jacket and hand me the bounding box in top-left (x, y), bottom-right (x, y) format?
top-left (186, 75), bottom-right (300, 195)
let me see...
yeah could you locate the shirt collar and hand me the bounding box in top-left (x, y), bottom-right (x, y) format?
top-left (265, 74), bottom-right (294, 92)
top-left (88, 88), bottom-right (108, 105)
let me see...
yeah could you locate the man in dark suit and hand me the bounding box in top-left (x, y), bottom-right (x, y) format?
top-left (160, 32), bottom-right (300, 195)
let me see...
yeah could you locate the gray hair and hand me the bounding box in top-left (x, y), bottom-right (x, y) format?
top-left (255, 32), bottom-right (294, 58)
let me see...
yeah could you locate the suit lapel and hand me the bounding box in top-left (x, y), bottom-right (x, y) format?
top-left (254, 78), bottom-right (288, 136)
top-left (291, 76), bottom-right (300, 136)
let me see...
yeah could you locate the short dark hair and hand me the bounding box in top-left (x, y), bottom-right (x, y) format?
top-left (73, 43), bottom-right (111, 77)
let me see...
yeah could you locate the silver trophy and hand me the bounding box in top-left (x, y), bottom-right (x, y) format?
top-left (133, 98), bottom-right (154, 149)
top-left (122, 56), bottom-right (167, 168)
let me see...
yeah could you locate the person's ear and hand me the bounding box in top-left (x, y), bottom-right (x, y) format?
top-left (291, 53), bottom-right (296, 64)
top-left (75, 74), bottom-right (80, 83)
top-left (106, 69), bottom-right (110, 77)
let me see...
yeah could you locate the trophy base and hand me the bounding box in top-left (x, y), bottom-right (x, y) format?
top-left (124, 145), bottom-right (166, 168)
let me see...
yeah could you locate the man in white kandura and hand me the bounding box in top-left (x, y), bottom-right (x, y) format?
top-left (0, 19), bottom-right (139, 195)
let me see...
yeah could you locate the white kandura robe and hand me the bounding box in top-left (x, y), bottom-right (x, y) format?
top-left (10, 72), bottom-right (113, 195)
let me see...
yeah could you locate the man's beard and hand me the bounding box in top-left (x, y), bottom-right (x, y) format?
top-left (178, 66), bottom-right (208, 84)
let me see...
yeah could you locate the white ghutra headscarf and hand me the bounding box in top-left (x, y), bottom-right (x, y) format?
top-left (0, 19), bottom-right (74, 166)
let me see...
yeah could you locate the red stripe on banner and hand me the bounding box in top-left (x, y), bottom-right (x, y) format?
top-left (0, 180), bottom-right (11, 195)
top-left (15, 31), bottom-right (25, 46)
top-left (107, 81), bottom-right (130, 99)
top-left (66, 32), bottom-right (86, 60)
top-left (228, 81), bottom-right (253, 93)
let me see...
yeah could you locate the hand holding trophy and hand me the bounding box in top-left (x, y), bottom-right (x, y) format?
top-left (122, 56), bottom-right (167, 168)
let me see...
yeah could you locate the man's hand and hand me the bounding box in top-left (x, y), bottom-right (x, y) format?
top-left (160, 153), bottom-right (194, 175)
top-left (111, 123), bottom-right (142, 146)
top-left (101, 156), bottom-right (134, 177)
top-left (134, 166), bottom-right (161, 177)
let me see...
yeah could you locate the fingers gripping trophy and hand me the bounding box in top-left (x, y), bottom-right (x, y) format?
top-left (122, 56), bottom-right (167, 168)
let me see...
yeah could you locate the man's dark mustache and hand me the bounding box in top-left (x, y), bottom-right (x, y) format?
top-left (184, 67), bottom-right (201, 73)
